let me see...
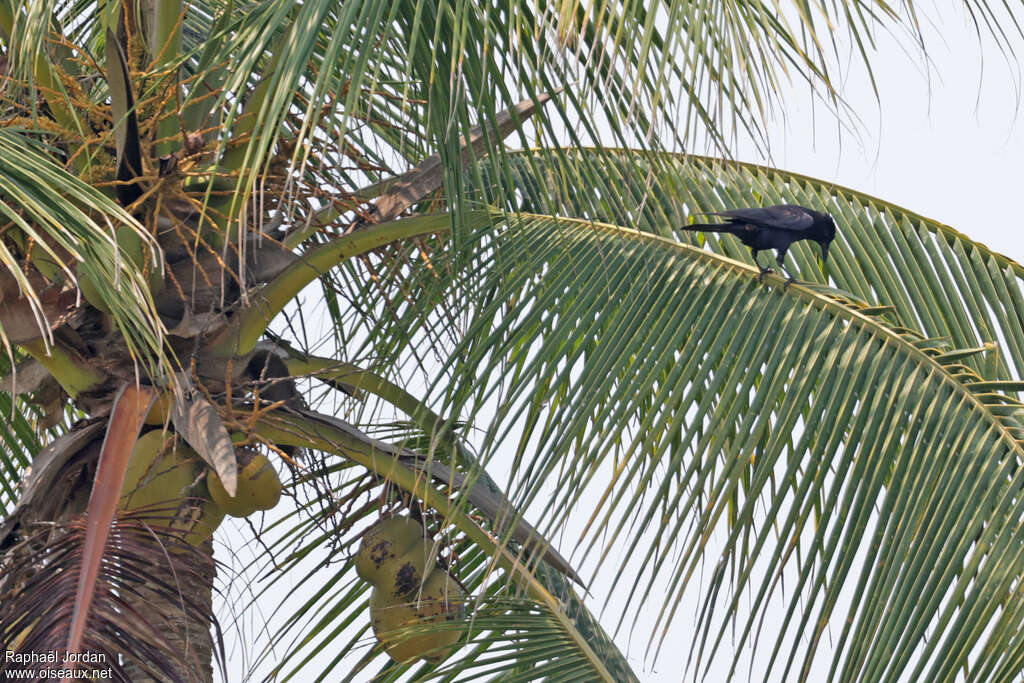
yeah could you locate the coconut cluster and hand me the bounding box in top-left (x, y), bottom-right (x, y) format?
top-left (355, 517), bottom-right (465, 663)
top-left (119, 430), bottom-right (284, 546)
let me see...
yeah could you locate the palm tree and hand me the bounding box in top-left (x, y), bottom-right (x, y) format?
top-left (0, 1), bottom-right (1022, 681)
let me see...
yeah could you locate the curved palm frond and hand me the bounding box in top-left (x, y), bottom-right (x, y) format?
top-left (0, 129), bottom-right (166, 374)
top-left (237, 405), bottom-right (633, 680)
top-left (142, 0), bottom-right (986, 247)
top-left (207, 358), bottom-right (627, 679)
top-left (246, 484), bottom-right (635, 681)
top-left (353, 209), bottom-right (1024, 680)
top-left (5, 0), bottom-right (1024, 680)
top-left (477, 148), bottom-right (1024, 384)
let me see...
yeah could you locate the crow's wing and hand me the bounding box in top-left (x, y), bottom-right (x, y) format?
top-left (712, 204), bottom-right (814, 231)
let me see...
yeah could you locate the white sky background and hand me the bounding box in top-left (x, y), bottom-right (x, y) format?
top-left (728, 4), bottom-right (1024, 262)
top-left (216, 5), bottom-right (1024, 682)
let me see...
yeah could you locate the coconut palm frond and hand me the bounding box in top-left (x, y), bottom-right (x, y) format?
top-left (484, 148), bottom-right (1024, 383)
top-left (351, 210), bottom-right (1024, 679)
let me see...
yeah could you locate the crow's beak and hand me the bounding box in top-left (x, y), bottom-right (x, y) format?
top-left (819, 242), bottom-right (830, 271)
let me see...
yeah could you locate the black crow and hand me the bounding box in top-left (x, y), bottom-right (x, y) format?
top-left (681, 204), bottom-right (836, 282)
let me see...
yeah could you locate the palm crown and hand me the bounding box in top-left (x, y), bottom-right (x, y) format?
top-left (0, 1), bottom-right (1023, 681)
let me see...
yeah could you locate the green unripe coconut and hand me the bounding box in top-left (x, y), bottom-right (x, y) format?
top-left (176, 493), bottom-right (227, 547)
top-left (77, 263), bottom-right (163, 312)
top-left (369, 569), bottom-right (466, 663)
top-left (143, 391), bottom-right (172, 426)
top-left (119, 430), bottom-right (226, 545)
top-left (181, 167), bottom-right (235, 194)
top-left (31, 253), bottom-right (67, 284)
top-left (120, 430), bottom-right (198, 510)
top-left (355, 517), bottom-right (434, 597)
top-left (77, 263), bottom-right (111, 313)
top-left (207, 450), bottom-right (282, 517)
top-left (116, 225), bottom-right (164, 292)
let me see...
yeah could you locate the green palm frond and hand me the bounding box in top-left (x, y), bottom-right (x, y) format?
top-left (0, 353), bottom-right (45, 516)
top-left (162, 0), bottom-right (966, 237)
top-left (363, 210), bottom-right (1024, 680)
top-left (0, 130), bottom-right (166, 373)
top-left (5, 1), bottom-right (1024, 680)
top-left (384, 596), bottom-right (631, 682)
top-left (231, 351), bottom-right (632, 680)
top-left (243, 406), bottom-right (633, 680)
top-left (480, 148), bottom-right (1024, 384)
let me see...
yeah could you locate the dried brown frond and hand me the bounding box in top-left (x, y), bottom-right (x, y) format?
top-left (0, 511), bottom-right (225, 682)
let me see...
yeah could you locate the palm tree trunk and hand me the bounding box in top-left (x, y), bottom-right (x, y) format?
top-left (120, 538), bottom-right (217, 683)
top-left (0, 435), bottom-right (219, 683)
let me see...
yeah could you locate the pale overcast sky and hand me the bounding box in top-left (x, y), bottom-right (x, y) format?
top-left (734, 4), bottom-right (1023, 260)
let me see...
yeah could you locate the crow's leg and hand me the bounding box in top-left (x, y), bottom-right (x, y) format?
top-left (752, 248), bottom-right (773, 281)
top-left (776, 249), bottom-right (798, 286)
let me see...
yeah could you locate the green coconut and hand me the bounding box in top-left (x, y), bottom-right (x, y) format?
top-left (120, 430), bottom-right (199, 510)
top-left (369, 569), bottom-right (466, 663)
top-left (207, 451), bottom-right (282, 517)
top-left (120, 431), bottom-right (225, 545)
top-left (176, 495), bottom-right (226, 547)
top-left (355, 517), bottom-right (434, 597)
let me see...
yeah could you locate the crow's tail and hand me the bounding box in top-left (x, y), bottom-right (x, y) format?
top-left (678, 222), bottom-right (740, 233)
